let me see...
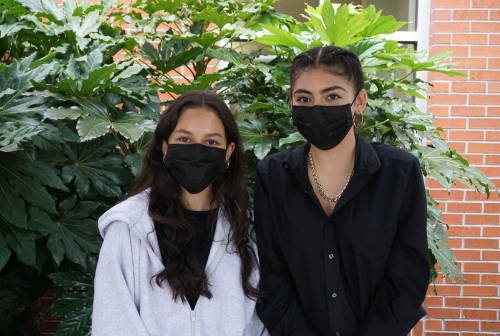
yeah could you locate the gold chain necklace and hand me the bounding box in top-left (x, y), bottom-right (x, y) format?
top-left (308, 150), bottom-right (354, 203)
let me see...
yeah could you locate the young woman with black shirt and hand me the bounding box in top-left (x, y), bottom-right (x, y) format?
top-left (254, 46), bottom-right (429, 336)
top-left (92, 91), bottom-right (266, 336)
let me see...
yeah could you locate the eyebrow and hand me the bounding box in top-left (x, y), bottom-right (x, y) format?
top-left (293, 85), bottom-right (348, 95)
top-left (174, 129), bottom-right (223, 138)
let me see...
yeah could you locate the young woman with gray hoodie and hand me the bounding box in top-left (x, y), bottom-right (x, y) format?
top-left (92, 90), bottom-right (267, 336)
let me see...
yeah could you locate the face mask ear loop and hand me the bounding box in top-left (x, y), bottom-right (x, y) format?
top-left (351, 90), bottom-right (363, 128)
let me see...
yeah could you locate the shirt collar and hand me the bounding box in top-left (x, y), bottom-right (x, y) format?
top-left (282, 134), bottom-right (382, 217)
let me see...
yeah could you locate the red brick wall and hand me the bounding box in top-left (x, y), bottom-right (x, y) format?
top-left (423, 0), bottom-right (500, 334)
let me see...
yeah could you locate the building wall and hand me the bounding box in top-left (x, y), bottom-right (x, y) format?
top-left (424, 0), bottom-right (500, 334)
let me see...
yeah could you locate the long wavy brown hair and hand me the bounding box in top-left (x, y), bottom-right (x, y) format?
top-left (130, 90), bottom-right (260, 303)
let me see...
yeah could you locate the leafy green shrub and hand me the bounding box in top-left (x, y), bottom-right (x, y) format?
top-left (0, 0), bottom-right (497, 334)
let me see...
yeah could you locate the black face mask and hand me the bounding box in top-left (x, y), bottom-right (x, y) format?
top-left (164, 143), bottom-right (227, 194)
top-left (292, 97), bottom-right (357, 151)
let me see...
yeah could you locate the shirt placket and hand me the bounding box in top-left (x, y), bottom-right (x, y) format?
top-left (323, 216), bottom-right (344, 336)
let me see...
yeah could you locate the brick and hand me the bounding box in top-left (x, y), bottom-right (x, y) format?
top-left (492, 10), bottom-right (500, 20)
top-left (482, 322), bottom-right (500, 332)
top-left (429, 94), bottom-right (468, 105)
top-left (426, 333), bottom-right (459, 336)
top-left (464, 238), bottom-right (499, 248)
top-left (426, 319), bottom-right (443, 330)
top-left (449, 238), bottom-right (464, 248)
top-left (485, 130), bottom-right (500, 140)
top-left (429, 81), bottom-right (450, 93)
top-left (471, 46), bottom-right (500, 57)
top-left (452, 57), bottom-right (487, 69)
top-left (448, 130), bottom-right (483, 140)
top-left (485, 155), bottom-right (500, 164)
top-left (488, 107), bottom-right (500, 116)
top-left (432, 21), bottom-right (470, 33)
top-left (429, 189), bottom-right (464, 200)
top-left (434, 117), bottom-right (467, 129)
top-left (446, 320), bottom-right (479, 331)
top-left (447, 225), bottom-right (481, 236)
top-left (482, 298), bottom-right (500, 308)
top-left (453, 9), bottom-right (488, 20)
top-left (462, 333), bottom-right (498, 336)
top-left (447, 297), bottom-right (480, 308)
top-left (468, 143), bottom-right (500, 153)
top-left (431, 9), bottom-right (452, 20)
top-left (453, 249), bottom-right (481, 260)
top-left (430, 45), bottom-right (470, 57)
top-left (426, 296), bottom-right (444, 307)
top-left (490, 34), bottom-right (500, 45)
top-left (463, 262), bottom-right (498, 273)
top-left (472, 22), bottom-right (500, 32)
top-left (465, 214), bottom-right (500, 225)
top-left (448, 202), bottom-right (482, 213)
top-left (451, 82), bottom-right (486, 92)
top-left (427, 284), bottom-right (461, 296)
top-left (488, 82), bottom-right (500, 93)
top-left (455, 34), bottom-right (488, 44)
top-left (470, 70), bottom-right (500, 81)
top-left (461, 154), bottom-right (483, 165)
top-left (450, 106), bottom-right (485, 116)
top-left (427, 308), bottom-right (461, 319)
top-left (484, 227), bottom-right (500, 236)
top-left (429, 106), bottom-right (449, 116)
top-left (434, 0), bottom-right (471, 7)
top-left (483, 274), bottom-right (500, 285)
top-left (446, 273), bottom-right (480, 284)
top-left (480, 166), bottom-right (500, 176)
top-left (483, 251), bottom-right (500, 260)
top-left (463, 285), bottom-right (498, 296)
top-left (463, 309), bottom-right (498, 320)
top-left (469, 118), bottom-right (500, 128)
top-left (441, 214), bottom-right (463, 224)
top-left (485, 203), bottom-right (500, 213)
top-left (490, 59), bottom-right (500, 69)
top-left (472, 0), bottom-right (500, 7)
top-left (449, 141), bottom-right (466, 152)
top-left (430, 33), bottom-right (451, 45)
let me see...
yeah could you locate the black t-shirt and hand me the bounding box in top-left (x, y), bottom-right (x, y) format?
top-left (186, 209), bottom-right (215, 310)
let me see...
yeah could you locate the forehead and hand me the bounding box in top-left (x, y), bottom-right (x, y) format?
top-left (174, 106), bottom-right (224, 132)
top-left (293, 67), bottom-right (353, 93)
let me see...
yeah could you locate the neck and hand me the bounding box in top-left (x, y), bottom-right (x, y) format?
top-left (309, 130), bottom-right (356, 171)
top-left (182, 187), bottom-right (213, 211)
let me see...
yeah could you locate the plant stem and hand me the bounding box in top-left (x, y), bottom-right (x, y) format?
top-left (365, 119), bottom-right (391, 129)
top-left (112, 128), bottom-right (129, 154)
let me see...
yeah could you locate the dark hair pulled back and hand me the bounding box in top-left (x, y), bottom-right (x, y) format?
top-left (130, 90), bottom-right (260, 303)
top-left (290, 46), bottom-right (365, 94)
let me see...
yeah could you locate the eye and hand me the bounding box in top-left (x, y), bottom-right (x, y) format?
top-left (327, 94), bottom-right (340, 100)
top-left (178, 137), bottom-right (190, 142)
top-left (296, 97), bottom-right (310, 103)
top-left (206, 139), bottom-right (218, 146)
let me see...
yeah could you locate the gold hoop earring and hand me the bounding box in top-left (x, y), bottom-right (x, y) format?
top-left (353, 113), bottom-right (364, 129)
top-left (289, 117), bottom-right (298, 132)
top-left (225, 160), bottom-right (230, 169)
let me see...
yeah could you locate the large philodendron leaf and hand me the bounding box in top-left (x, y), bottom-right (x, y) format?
top-left (61, 134), bottom-right (132, 198)
top-left (0, 54), bottom-right (54, 131)
top-left (27, 197), bottom-right (101, 267)
top-left (237, 115), bottom-right (279, 160)
top-left (0, 219), bottom-right (36, 268)
top-left (48, 270), bottom-right (94, 336)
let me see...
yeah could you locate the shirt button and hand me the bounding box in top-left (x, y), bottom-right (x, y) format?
top-left (283, 163), bottom-right (288, 169)
top-left (332, 293), bottom-right (337, 298)
top-left (335, 332), bottom-right (340, 336)
top-left (329, 254), bottom-right (334, 259)
top-left (304, 190), bottom-right (307, 194)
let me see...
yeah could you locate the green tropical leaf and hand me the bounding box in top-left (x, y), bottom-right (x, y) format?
top-left (61, 134), bottom-right (132, 198)
top-left (279, 131), bottom-right (305, 147)
top-left (0, 233), bottom-right (11, 271)
top-left (192, 7), bottom-right (236, 30)
top-left (427, 221), bottom-right (463, 284)
top-left (255, 25), bottom-right (307, 51)
top-left (28, 197), bottom-right (101, 267)
top-left (237, 116), bottom-right (279, 160)
top-left (3, 223), bottom-right (36, 267)
top-left (54, 307), bottom-right (92, 336)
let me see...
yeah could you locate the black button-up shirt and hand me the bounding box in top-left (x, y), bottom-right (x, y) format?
top-left (254, 135), bottom-right (429, 336)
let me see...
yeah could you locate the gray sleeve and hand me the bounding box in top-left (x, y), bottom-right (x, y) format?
top-left (91, 222), bottom-right (150, 336)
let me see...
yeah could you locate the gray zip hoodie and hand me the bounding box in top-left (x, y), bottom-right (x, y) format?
top-left (92, 190), bottom-right (268, 336)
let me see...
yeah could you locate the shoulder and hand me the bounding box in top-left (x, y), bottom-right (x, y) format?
top-left (256, 149), bottom-right (293, 173)
top-left (370, 142), bottom-right (419, 165)
top-left (98, 189), bottom-right (151, 237)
